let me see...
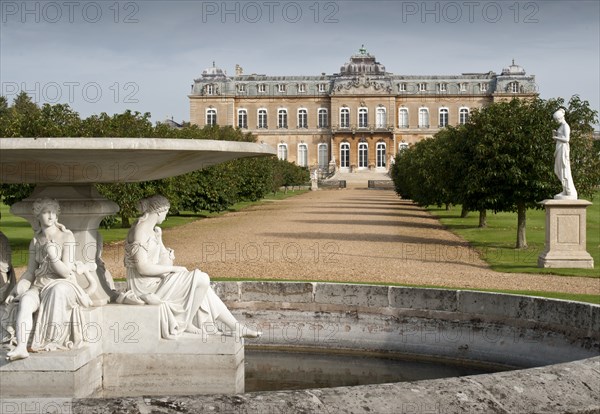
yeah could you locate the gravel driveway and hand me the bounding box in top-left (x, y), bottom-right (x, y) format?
top-left (102, 189), bottom-right (599, 296)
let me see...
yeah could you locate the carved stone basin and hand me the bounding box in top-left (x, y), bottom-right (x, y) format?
top-left (0, 137), bottom-right (276, 184)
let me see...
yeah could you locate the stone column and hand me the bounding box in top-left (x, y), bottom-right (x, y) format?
top-left (11, 184), bottom-right (120, 305)
top-left (538, 199), bottom-right (594, 269)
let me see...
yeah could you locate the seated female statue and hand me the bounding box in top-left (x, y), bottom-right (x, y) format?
top-left (124, 195), bottom-right (260, 339)
top-left (3, 198), bottom-right (93, 360)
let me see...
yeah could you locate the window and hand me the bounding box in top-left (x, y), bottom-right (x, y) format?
top-left (376, 107), bottom-right (387, 128)
top-left (298, 109), bottom-right (308, 128)
top-left (298, 84), bottom-right (306, 93)
top-left (480, 83), bottom-right (488, 92)
top-left (340, 143), bottom-right (350, 168)
top-left (399, 83), bottom-right (407, 92)
top-left (237, 109), bottom-right (248, 129)
top-left (340, 107), bottom-right (350, 128)
top-left (318, 108), bottom-right (328, 128)
top-left (459, 83), bottom-right (467, 92)
top-left (509, 82), bottom-right (520, 93)
top-left (376, 142), bottom-right (386, 168)
top-left (237, 84), bottom-right (246, 93)
top-left (258, 84), bottom-right (266, 93)
top-left (459, 107), bottom-right (469, 124)
top-left (439, 108), bottom-right (449, 127)
top-left (277, 143), bottom-right (288, 161)
top-left (418, 108), bottom-right (429, 128)
top-left (318, 83), bottom-right (327, 93)
top-left (205, 84), bottom-right (214, 95)
top-left (418, 83), bottom-right (427, 92)
top-left (318, 144), bottom-right (328, 169)
top-left (298, 143), bottom-right (308, 167)
top-left (258, 109), bottom-right (268, 129)
top-left (399, 142), bottom-right (409, 151)
top-left (438, 83), bottom-right (447, 92)
top-left (358, 142), bottom-right (368, 168)
top-left (278, 109), bottom-right (288, 129)
top-left (398, 108), bottom-right (409, 128)
top-left (358, 108), bottom-right (368, 128)
top-left (278, 84), bottom-right (286, 93)
top-left (206, 108), bottom-right (217, 126)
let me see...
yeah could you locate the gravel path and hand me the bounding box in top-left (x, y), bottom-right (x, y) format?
top-left (102, 188), bottom-right (599, 296)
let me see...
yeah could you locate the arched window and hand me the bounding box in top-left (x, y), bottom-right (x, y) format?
top-left (277, 143), bottom-right (288, 161)
top-left (398, 108), bottom-right (409, 128)
top-left (340, 142), bottom-right (350, 168)
top-left (376, 142), bottom-right (386, 168)
top-left (297, 143), bottom-right (308, 167)
top-left (237, 109), bottom-right (247, 129)
top-left (376, 107), bottom-right (387, 128)
top-left (459, 107), bottom-right (469, 125)
top-left (318, 143), bottom-right (328, 169)
top-left (340, 107), bottom-right (350, 128)
top-left (418, 108), bottom-right (429, 128)
top-left (358, 141), bottom-right (368, 169)
top-left (258, 109), bottom-right (268, 129)
top-left (298, 109), bottom-right (308, 129)
top-left (358, 108), bottom-right (368, 128)
top-left (278, 109), bottom-right (288, 129)
top-left (439, 108), bottom-right (449, 127)
top-left (318, 108), bottom-right (328, 128)
top-left (206, 108), bottom-right (217, 126)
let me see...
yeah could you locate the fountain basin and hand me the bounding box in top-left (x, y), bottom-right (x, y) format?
top-left (0, 137), bottom-right (275, 183)
top-left (63, 281), bottom-right (600, 413)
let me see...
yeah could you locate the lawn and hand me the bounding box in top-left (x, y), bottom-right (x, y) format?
top-left (0, 189), bottom-right (308, 268)
top-left (427, 194), bottom-right (599, 278)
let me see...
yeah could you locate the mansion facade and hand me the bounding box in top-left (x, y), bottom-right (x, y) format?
top-left (189, 48), bottom-right (537, 173)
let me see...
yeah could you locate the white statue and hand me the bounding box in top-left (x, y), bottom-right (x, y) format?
top-left (0, 230), bottom-right (16, 304)
top-left (2, 199), bottom-right (95, 361)
top-left (124, 195), bottom-right (261, 339)
top-left (552, 108), bottom-right (577, 200)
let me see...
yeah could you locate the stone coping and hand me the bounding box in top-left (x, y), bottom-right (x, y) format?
top-left (73, 281), bottom-right (599, 413)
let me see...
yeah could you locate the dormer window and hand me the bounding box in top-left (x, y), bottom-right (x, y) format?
top-left (298, 84), bottom-right (306, 93)
top-left (438, 83), bottom-right (447, 92)
top-left (318, 83), bottom-right (327, 93)
top-left (509, 82), bottom-right (520, 93)
top-left (237, 84), bottom-right (246, 93)
top-left (459, 83), bottom-right (467, 92)
top-left (399, 83), bottom-right (407, 92)
top-left (205, 84), bottom-right (214, 95)
top-left (418, 83), bottom-right (427, 92)
top-left (480, 83), bottom-right (488, 92)
top-left (258, 84), bottom-right (266, 93)
top-left (278, 84), bottom-right (286, 93)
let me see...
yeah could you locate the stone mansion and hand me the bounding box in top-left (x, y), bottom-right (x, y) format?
top-left (189, 48), bottom-right (537, 173)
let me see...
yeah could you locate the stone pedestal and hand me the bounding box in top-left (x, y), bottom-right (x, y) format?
top-left (0, 305), bottom-right (244, 404)
top-left (538, 199), bottom-right (594, 269)
top-left (10, 184), bottom-right (119, 305)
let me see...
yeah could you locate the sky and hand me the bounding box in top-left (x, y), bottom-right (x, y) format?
top-left (1, 0), bottom-right (599, 126)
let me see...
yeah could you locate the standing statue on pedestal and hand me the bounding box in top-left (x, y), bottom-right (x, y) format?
top-left (2, 199), bottom-right (95, 361)
top-left (124, 195), bottom-right (261, 339)
top-left (552, 108), bottom-right (577, 200)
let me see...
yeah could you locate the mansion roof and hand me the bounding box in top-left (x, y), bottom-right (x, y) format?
top-left (191, 48), bottom-right (536, 97)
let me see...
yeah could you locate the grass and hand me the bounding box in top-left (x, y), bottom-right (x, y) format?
top-left (0, 189), bottom-right (309, 267)
top-left (427, 194), bottom-right (600, 279)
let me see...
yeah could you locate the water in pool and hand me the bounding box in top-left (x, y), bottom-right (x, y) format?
top-left (245, 349), bottom-right (504, 392)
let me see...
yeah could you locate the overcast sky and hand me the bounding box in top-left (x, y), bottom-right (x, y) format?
top-left (1, 1), bottom-right (598, 126)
